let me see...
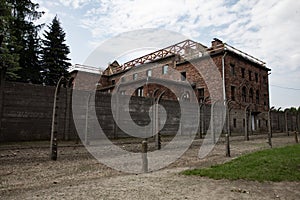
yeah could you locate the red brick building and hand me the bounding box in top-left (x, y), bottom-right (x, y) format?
top-left (69, 64), bottom-right (102, 91)
top-left (97, 38), bottom-right (271, 134)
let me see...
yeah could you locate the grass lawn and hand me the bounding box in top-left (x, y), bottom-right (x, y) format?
top-left (182, 144), bottom-right (300, 182)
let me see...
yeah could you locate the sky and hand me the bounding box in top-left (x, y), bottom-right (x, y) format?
top-left (33, 0), bottom-right (300, 109)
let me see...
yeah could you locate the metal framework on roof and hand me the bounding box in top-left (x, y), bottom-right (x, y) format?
top-left (121, 39), bottom-right (206, 70)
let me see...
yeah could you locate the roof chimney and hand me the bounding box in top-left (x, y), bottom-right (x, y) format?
top-left (211, 38), bottom-right (223, 48)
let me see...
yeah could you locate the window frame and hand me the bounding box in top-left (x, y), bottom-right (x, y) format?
top-left (255, 73), bottom-right (258, 83)
top-left (133, 73), bottom-right (138, 80)
top-left (242, 86), bottom-right (247, 102)
top-left (136, 87), bottom-right (144, 97)
top-left (231, 85), bottom-right (236, 101)
top-left (198, 88), bottom-right (205, 103)
top-left (241, 68), bottom-right (245, 78)
top-left (230, 63), bottom-right (235, 76)
top-left (181, 71), bottom-right (186, 81)
top-left (146, 69), bottom-right (152, 77)
top-left (249, 88), bottom-right (254, 103)
top-left (248, 70), bottom-right (252, 81)
top-left (162, 65), bottom-right (168, 75)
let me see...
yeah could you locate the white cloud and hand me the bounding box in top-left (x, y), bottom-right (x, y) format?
top-left (80, 0), bottom-right (236, 40)
top-left (216, 0), bottom-right (300, 86)
top-left (58, 0), bottom-right (92, 9)
top-left (35, 0), bottom-right (299, 107)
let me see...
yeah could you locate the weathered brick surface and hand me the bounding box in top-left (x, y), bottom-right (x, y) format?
top-left (96, 40), bottom-right (271, 134)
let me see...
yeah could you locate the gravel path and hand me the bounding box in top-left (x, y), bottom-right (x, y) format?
top-left (1, 133), bottom-right (299, 199)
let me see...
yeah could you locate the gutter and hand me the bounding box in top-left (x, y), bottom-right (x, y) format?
top-left (222, 50), bottom-right (228, 103)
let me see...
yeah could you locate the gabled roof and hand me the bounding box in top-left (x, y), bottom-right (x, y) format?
top-left (68, 64), bottom-right (102, 74)
top-left (102, 38), bottom-right (269, 76)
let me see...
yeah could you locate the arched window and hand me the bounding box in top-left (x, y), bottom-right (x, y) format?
top-left (136, 87), bottom-right (144, 97)
top-left (242, 86), bottom-right (247, 102)
top-left (256, 90), bottom-right (260, 104)
top-left (249, 88), bottom-right (253, 103)
top-left (181, 91), bottom-right (190, 102)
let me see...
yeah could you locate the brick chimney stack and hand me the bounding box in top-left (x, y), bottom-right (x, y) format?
top-left (211, 38), bottom-right (224, 49)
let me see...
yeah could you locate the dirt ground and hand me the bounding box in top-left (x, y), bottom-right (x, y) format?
top-left (0, 133), bottom-right (299, 200)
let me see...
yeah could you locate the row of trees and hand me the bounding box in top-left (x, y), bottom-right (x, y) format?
top-left (0, 0), bottom-right (71, 86)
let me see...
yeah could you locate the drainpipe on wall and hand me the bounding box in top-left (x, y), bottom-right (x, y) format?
top-left (222, 51), bottom-right (227, 103)
top-left (222, 50), bottom-right (228, 134)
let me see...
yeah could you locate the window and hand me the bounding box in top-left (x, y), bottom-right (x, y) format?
top-left (133, 73), bottom-right (138, 80)
top-left (249, 88), bottom-right (253, 103)
top-left (111, 80), bottom-right (115, 85)
top-left (263, 76), bottom-right (267, 84)
top-left (120, 90), bottom-right (125, 95)
top-left (255, 73), bottom-right (258, 83)
top-left (146, 69), bottom-right (152, 77)
top-left (162, 65), bottom-right (168, 74)
top-left (241, 68), bottom-right (245, 78)
top-left (256, 90), bottom-right (260, 104)
top-left (230, 63), bottom-right (235, 76)
top-left (231, 86), bottom-right (236, 101)
top-left (182, 91), bottom-right (190, 102)
top-left (265, 120), bottom-right (268, 127)
top-left (248, 70), bottom-right (252, 81)
top-left (264, 94), bottom-right (267, 106)
top-left (258, 119), bottom-right (261, 128)
top-left (136, 87), bottom-right (143, 97)
top-left (242, 86), bottom-right (247, 102)
top-left (198, 88), bottom-right (204, 103)
top-left (181, 71), bottom-right (186, 81)
top-left (243, 119), bottom-right (245, 127)
top-left (233, 118), bottom-right (237, 128)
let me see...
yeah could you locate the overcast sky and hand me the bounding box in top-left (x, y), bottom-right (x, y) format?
top-left (34, 0), bottom-right (300, 109)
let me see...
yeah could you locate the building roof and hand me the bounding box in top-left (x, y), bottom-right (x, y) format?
top-left (68, 64), bottom-right (103, 74)
top-left (102, 38), bottom-right (269, 76)
top-left (207, 38), bottom-right (266, 67)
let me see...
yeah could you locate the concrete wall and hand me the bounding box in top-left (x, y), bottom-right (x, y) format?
top-left (0, 82), bottom-right (76, 142)
top-left (0, 82), bottom-right (298, 142)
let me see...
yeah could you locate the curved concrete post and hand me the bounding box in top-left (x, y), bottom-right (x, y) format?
top-left (244, 104), bottom-right (251, 141)
top-left (85, 92), bottom-right (93, 145)
top-left (50, 76), bottom-right (67, 160)
top-left (154, 90), bottom-right (165, 150)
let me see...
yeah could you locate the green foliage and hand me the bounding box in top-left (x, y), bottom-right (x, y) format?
top-left (289, 107), bottom-right (299, 113)
top-left (0, 0), bottom-right (44, 82)
top-left (41, 16), bottom-right (71, 86)
top-left (182, 144), bottom-right (300, 182)
top-left (0, 0), bottom-right (21, 79)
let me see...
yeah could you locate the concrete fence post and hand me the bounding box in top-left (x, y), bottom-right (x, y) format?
top-left (225, 134), bottom-right (230, 157)
top-left (294, 131), bottom-right (299, 143)
top-left (154, 90), bottom-right (165, 150)
top-left (142, 140), bottom-right (148, 173)
top-left (50, 77), bottom-right (66, 161)
top-left (199, 103), bottom-right (203, 139)
top-left (267, 107), bottom-right (274, 148)
top-left (211, 102), bottom-right (215, 144)
top-left (244, 107), bottom-right (249, 141)
top-left (284, 109), bottom-right (289, 136)
top-left (84, 92), bottom-right (92, 145)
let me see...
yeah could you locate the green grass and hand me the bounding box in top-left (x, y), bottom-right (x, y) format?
top-left (182, 144), bottom-right (300, 182)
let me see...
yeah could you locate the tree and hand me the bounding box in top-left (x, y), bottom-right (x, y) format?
top-left (41, 16), bottom-right (71, 86)
top-left (9, 0), bottom-right (44, 83)
top-left (0, 0), bottom-right (21, 80)
top-left (18, 29), bottom-right (43, 83)
top-left (0, 0), bottom-right (44, 82)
